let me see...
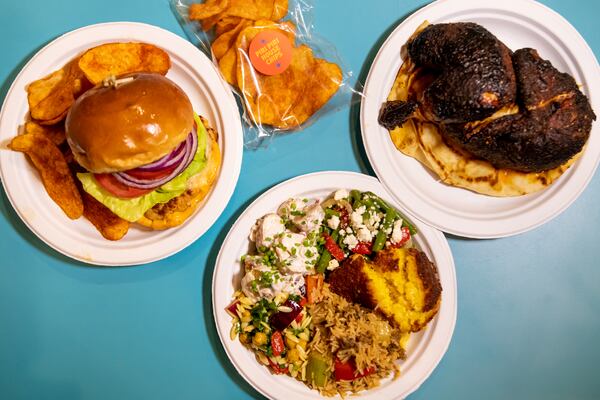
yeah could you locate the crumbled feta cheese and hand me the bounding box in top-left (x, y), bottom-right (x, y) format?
top-left (327, 259), bottom-right (340, 271)
top-left (345, 227), bottom-right (353, 234)
top-left (356, 227), bottom-right (372, 243)
top-left (391, 220), bottom-right (404, 244)
top-left (339, 229), bottom-right (346, 236)
top-left (350, 206), bottom-right (366, 228)
top-left (343, 234), bottom-right (358, 249)
top-left (327, 215), bottom-right (340, 230)
top-left (333, 189), bottom-right (349, 201)
top-left (366, 212), bottom-right (382, 231)
top-left (350, 212), bottom-right (362, 227)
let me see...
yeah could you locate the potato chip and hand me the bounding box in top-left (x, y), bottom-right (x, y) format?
top-left (78, 42), bottom-right (170, 85)
top-left (271, 0), bottom-right (288, 20)
top-left (189, 0), bottom-right (229, 20)
top-left (226, 0), bottom-right (277, 20)
top-left (212, 19), bottom-right (252, 60)
top-left (235, 22), bottom-right (341, 129)
top-left (215, 16), bottom-right (243, 36)
top-left (81, 191), bottom-right (130, 241)
top-left (189, 0), bottom-right (287, 32)
top-left (27, 58), bottom-right (87, 124)
top-left (218, 20), bottom-right (286, 85)
top-left (8, 132), bottom-right (83, 219)
top-left (284, 58), bottom-right (342, 127)
top-left (217, 46), bottom-right (239, 85)
top-left (200, 13), bottom-right (224, 31)
top-left (24, 121), bottom-right (66, 146)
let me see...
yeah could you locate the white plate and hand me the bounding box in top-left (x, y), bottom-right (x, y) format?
top-left (360, 0), bottom-right (600, 238)
top-left (213, 171), bottom-right (457, 400)
top-left (0, 22), bottom-right (243, 265)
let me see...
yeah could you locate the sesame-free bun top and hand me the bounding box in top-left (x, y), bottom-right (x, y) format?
top-left (65, 73), bottom-right (194, 173)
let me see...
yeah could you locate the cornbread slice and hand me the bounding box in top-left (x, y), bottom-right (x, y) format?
top-left (328, 248), bottom-right (442, 332)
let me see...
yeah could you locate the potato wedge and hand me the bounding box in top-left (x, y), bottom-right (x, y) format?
top-left (78, 42), bottom-right (170, 85)
top-left (24, 121), bottom-right (66, 146)
top-left (8, 132), bottom-right (83, 219)
top-left (27, 58), bottom-right (87, 124)
top-left (81, 191), bottom-right (130, 241)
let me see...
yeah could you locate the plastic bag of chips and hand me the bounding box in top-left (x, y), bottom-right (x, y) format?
top-left (172, 0), bottom-right (359, 147)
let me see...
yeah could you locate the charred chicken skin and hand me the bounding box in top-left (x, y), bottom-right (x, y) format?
top-left (379, 22), bottom-right (596, 173)
top-left (408, 22), bottom-right (517, 123)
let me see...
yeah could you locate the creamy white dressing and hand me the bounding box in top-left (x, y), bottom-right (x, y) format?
top-left (242, 197), bottom-right (323, 301)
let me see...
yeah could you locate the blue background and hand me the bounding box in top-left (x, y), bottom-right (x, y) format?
top-left (1, 1), bottom-right (599, 399)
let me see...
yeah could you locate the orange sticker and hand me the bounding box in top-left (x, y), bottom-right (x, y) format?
top-left (249, 30), bottom-right (293, 76)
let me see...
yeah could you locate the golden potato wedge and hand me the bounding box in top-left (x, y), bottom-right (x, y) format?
top-left (81, 191), bottom-right (130, 241)
top-left (78, 42), bottom-right (171, 85)
top-left (8, 132), bottom-right (83, 219)
top-left (27, 58), bottom-right (87, 124)
top-left (24, 121), bottom-right (66, 146)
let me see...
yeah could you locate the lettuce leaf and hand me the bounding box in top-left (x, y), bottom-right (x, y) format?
top-left (77, 114), bottom-right (208, 222)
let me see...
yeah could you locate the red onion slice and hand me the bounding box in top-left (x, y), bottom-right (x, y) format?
top-left (111, 127), bottom-right (198, 190)
top-left (135, 140), bottom-right (187, 172)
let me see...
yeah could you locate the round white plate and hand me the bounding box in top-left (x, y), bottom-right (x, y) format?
top-left (360, 0), bottom-right (600, 238)
top-left (213, 171), bottom-right (457, 400)
top-left (0, 22), bottom-right (243, 265)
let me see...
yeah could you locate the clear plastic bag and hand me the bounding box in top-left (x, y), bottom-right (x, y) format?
top-left (171, 0), bottom-right (360, 147)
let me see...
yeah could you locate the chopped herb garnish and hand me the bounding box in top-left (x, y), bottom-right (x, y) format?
top-left (288, 294), bottom-right (301, 302)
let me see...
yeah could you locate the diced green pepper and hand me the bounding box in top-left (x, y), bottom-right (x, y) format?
top-left (306, 352), bottom-right (329, 388)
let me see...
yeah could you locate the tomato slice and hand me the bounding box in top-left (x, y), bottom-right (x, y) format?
top-left (271, 331), bottom-right (285, 357)
top-left (94, 174), bottom-right (154, 199)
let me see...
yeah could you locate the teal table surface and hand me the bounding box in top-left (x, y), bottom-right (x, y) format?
top-left (1, 1), bottom-right (599, 399)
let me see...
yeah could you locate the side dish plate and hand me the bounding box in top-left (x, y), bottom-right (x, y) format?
top-left (213, 171), bottom-right (457, 399)
top-left (0, 22), bottom-right (243, 265)
top-left (360, 0), bottom-right (600, 238)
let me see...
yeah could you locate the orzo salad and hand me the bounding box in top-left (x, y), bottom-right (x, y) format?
top-left (227, 189), bottom-right (442, 396)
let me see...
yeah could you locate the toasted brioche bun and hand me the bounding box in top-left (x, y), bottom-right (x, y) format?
top-left (65, 73), bottom-right (194, 173)
top-left (136, 116), bottom-right (221, 230)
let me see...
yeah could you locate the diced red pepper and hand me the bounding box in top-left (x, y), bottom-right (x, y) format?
top-left (268, 358), bottom-right (289, 375)
top-left (271, 331), bottom-right (285, 357)
top-left (294, 312), bottom-right (303, 323)
top-left (323, 233), bottom-right (346, 261)
top-left (225, 300), bottom-right (240, 317)
top-left (334, 357), bottom-right (375, 381)
top-left (299, 297), bottom-right (308, 307)
top-left (352, 241), bottom-right (372, 255)
top-left (390, 226), bottom-right (411, 248)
